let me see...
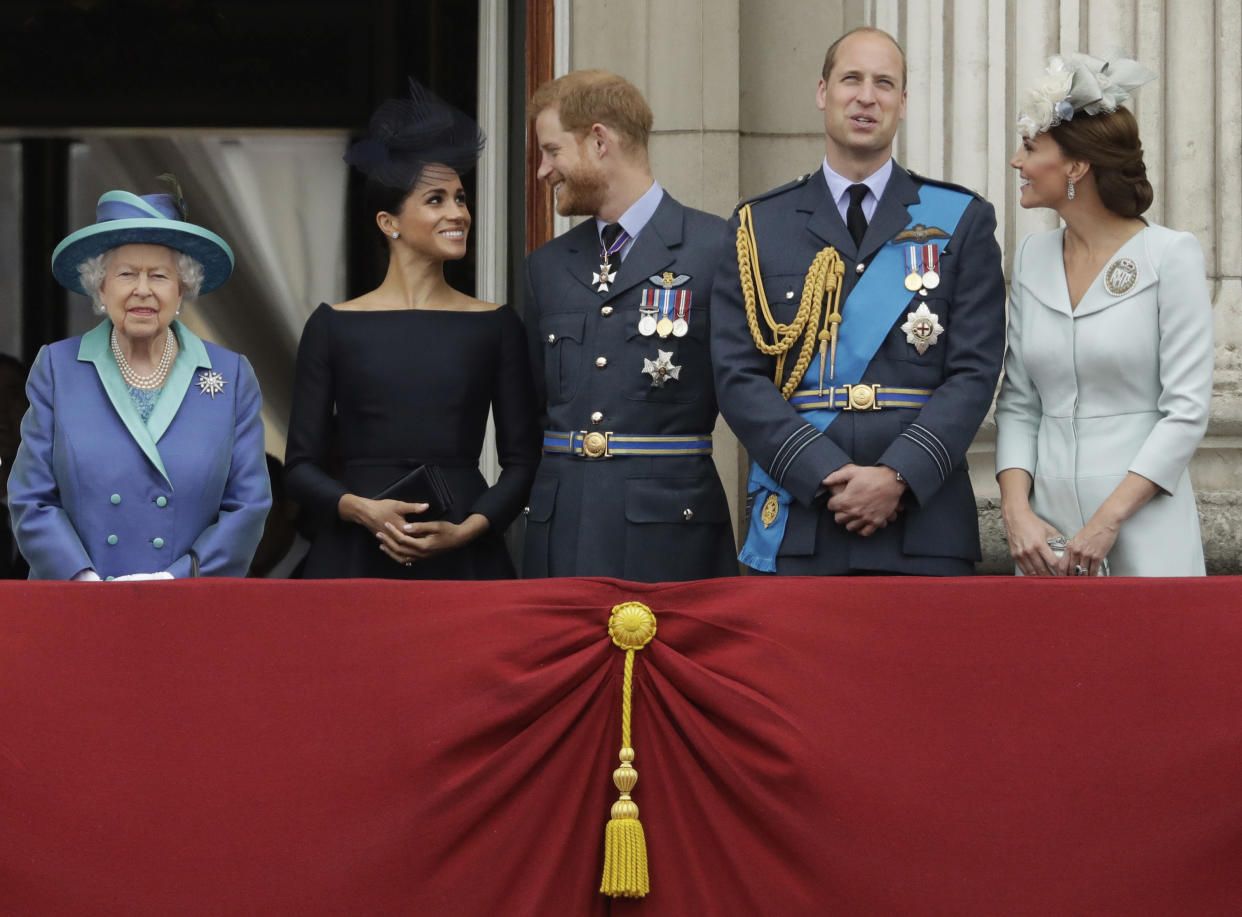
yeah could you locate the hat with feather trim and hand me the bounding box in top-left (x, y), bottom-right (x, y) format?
top-left (51, 190), bottom-right (235, 296)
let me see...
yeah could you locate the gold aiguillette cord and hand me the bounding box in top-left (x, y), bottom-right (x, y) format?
top-left (736, 204), bottom-right (844, 399)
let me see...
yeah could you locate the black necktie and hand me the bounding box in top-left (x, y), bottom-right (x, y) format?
top-left (601, 222), bottom-right (624, 264)
top-left (846, 183), bottom-right (868, 248)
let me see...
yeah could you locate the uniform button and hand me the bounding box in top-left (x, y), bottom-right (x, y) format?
top-left (855, 262), bottom-right (865, 274)
top-left (683, 508), bottom-right (694, 521)
top-left (595, 356), bottom-right (608, 369)
top-left (156, 496), bottom-right (168, 508)
top-left (153, 537), bottom-right (165, 549)
top-left (590, 411), bottom-right (604, 425)
top-left (110, 493), bottom-right (121, 505)
top-left (601, 305), bottom-right (614, 316)
top-left (523, 506), bottom-right (531, 515)
top-left (107, 534), bottom-right (118, 546)
top-left (546, 333), bottom-right (556, 344)
top-left (785, 290), bottom-right (794, 300)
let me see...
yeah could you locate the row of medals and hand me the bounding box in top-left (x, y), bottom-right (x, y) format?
top-left (904, 244), bottom-right (941, 294)
top-left (638, 310), bottom-right (688, 339)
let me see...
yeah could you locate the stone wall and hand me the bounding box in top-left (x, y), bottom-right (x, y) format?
top-left (566, 0), bottom-right (1242, 571)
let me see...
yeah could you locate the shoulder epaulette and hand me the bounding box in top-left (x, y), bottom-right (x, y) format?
top-left (906, 170), bottom-right (985, 201)
top-left (732, 172), bottom-right (815, 215)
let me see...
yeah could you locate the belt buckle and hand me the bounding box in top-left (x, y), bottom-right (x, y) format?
top-left (843, 383), bottom-right (882, 411)
top-left (578, 430), bottom-right (612, 458)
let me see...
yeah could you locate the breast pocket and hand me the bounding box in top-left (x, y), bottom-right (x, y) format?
top-left (760, 273), bottom-right (809, 327)
top-left (539, 312), bottom-right (585, 405)
top-left (623, 294), bottom-right (705, 405)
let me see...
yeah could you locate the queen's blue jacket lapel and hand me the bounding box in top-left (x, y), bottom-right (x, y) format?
top-left (76, 319), bottom-right (211, 486)
top-left (147, 321), bottom-right (211, 448)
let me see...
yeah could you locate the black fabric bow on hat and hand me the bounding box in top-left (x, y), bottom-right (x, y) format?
top-left (344, 78), bottom-right (486, 189)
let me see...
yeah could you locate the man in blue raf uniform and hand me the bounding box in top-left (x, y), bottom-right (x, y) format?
top-left (711, 27), bottom-right (1005, 575)
top-left (522, 70), bottom-right (736, 581)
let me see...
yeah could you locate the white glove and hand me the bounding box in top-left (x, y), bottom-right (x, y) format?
top-left (111, 572), bottom-right (175, 582)
top-left (71, 569), bottom-right (101, 582)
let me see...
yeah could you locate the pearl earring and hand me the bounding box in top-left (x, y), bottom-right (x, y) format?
top-left (1067, 177), bottom-right (1076, 200)
top-left (391, 231), bottom-right (400, 239)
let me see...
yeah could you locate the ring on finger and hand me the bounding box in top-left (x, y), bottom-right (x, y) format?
top-left (1074, 564), bottom-right (1089, 576)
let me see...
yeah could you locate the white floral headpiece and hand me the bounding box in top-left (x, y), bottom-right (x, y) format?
top-left (1017, 51), bottom-right (1156, 139)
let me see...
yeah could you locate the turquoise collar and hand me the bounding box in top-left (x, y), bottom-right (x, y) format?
top-left (77, 319), bottom-right (212, 486)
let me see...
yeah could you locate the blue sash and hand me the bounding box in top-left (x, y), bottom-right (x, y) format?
top-left (738, 185), bottom-right (972, 572)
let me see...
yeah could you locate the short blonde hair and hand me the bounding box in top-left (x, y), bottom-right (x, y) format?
top-left (527, 70), bottom-right (653, 152)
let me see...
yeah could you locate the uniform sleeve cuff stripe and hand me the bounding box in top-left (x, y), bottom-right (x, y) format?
top-left (772, 425), bottom-right (819, 481)
top-left (907, 423), bottom-right (952, 469)
top-left (900, 429), bottom-right (949, 480)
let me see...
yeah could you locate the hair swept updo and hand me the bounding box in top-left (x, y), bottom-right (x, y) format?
top-left (1049, 106), bottom-right (1153, 218)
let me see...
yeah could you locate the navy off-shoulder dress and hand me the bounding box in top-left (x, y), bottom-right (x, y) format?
top-left (285, 303), bottom-right (540, 579)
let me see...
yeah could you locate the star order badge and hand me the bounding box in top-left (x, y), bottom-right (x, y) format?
top-left (900, 303), bottom-right (943, 355)
top-left (642, 350), bottom-right (681, 388)
top-left (196, 369), bottom-right (228, 398)
top-left (592, 261), bottom-right (618, 293)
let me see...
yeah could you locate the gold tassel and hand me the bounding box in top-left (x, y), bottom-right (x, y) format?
top-left (600, 602), bottom-right (657, 898)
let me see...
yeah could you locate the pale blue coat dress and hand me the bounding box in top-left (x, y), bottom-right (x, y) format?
top-left (994, 224), bottom-right (1213, 575)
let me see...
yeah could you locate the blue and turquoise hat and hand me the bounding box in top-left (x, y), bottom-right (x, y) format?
top-left (51, 191), bottom-right (235, 296)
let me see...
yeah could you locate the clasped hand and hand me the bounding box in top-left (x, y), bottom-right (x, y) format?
top-left (822, 464), bottom-right (905, 537)
top-left (349, 496), bottom-right (482, 566)
top-left (1002, 506), bottom-right (1116, 576)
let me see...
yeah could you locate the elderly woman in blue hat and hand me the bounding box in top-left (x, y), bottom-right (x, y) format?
top-left (6, 185), bottom-right (271, 580)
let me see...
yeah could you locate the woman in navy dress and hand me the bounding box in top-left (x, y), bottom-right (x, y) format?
top-left (286, 81), bottom-right (540, 579)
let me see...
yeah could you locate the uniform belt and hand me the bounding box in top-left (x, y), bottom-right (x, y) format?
top-left (788, 384), bottom-right (934, 412)
top-left (542, 431), bottom-right (713, 459)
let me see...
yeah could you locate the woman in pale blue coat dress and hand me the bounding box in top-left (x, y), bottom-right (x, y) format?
top-left (7, 186), bottom-right (271, 580)
top-left (995, 53), bottom-right (1213, 577)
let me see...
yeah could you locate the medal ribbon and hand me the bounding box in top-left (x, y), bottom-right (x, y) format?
top-left (674, 291), bottom-right (690, 324)
top-left (603, 229), bottom-right (631, 266)
top-left (659, 289), bottom-right (675, 324)
top-left (904, 245), bottom-right (922, 276)
top-left (737, 184), bottom-right (973, 573)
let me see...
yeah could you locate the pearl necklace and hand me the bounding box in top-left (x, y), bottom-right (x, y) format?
top-left (111, 326), bottom-right (177, 390)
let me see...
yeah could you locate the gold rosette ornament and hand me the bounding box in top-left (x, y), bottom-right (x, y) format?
top-left (600, 601), bottom-right (658, 898)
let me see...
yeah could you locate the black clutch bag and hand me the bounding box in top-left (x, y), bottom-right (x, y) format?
top-left (372, 464), bottom-right (453, 520)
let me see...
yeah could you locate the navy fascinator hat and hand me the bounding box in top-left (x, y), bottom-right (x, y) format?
top-left (344, 78), bottom-right (486, 189)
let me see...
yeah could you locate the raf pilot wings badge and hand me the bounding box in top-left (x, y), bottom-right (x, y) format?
top-left (893, 223), bottom-right (950, 244)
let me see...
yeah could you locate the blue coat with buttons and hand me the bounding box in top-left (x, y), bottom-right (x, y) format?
top-left (7, 320), bottom-right (271, 580)
top-left (521, 191), bottom-right (737, 581)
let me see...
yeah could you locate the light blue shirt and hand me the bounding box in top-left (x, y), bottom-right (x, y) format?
top-left (595, 180), bottom-right (663, 261)
top-left (821, 158), bottom-right (893, 225)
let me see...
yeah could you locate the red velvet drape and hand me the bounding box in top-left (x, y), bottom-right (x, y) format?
top-left (2, 577), bottom-right (1241, 915)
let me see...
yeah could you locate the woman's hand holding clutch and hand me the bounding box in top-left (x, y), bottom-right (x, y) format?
top-left (1057, 517), bottom-right (1118, 578)
top-left (340, 495), bottom-right (429, 542)
top-left (1002, 503), bottom-right (1065, 576)
top-left (376, 513), bottom-right (490, 566)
